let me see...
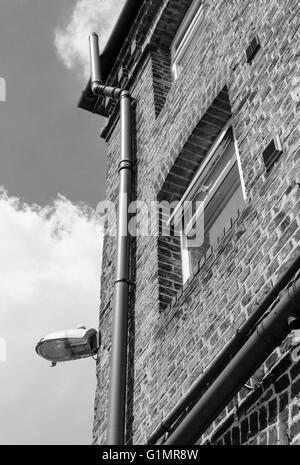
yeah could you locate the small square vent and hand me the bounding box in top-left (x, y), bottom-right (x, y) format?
top-left (246, 34), bottom-right (261, 63)
top-left (262, 135), bottom-right (283, 172)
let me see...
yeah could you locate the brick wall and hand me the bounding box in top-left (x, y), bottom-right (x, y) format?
top-left (92, 0), bottom-right (300, 445)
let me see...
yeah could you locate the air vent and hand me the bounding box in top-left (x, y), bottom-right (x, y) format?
top-left (262, 135), bottom-right (283, 172)
top-left (246, 34), bottom-right (260, 63)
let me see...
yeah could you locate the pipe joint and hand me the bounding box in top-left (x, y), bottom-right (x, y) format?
top-left (114, 278), bottom-right (135, 287)
top-left (91, 81), bottom-right (104, 96)
top-left (111, 87), bottom-right (122, 100)
top-left (119, 160), bottom-right (133, 172)
top-left (120, 89), bottom-right (131, 100)
top-left (91, 82), bottom-right (122, 101)
top-left (121, 91), bottom-right (135, 106)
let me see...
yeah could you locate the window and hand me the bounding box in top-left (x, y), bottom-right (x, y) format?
top-left (169, 120), bottom-right (246, 284)
top-left (171, 0), bottom-right (204, 80)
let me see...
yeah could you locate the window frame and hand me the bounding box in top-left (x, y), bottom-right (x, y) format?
top-left (171, 0), bottom-right (204, 80)
top-left (168, 120), bottom-right (246, 284)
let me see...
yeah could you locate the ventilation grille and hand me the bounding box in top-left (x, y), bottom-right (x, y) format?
top-left (262, 136), bottom-right (283, 172)
top-left (246, 34), bottom-right (261, 63)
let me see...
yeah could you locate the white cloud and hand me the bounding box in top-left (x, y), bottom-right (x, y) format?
top-left (55, 0), bottom-right (126, 80)
top-left (0, 189), bottom-right (103, 444)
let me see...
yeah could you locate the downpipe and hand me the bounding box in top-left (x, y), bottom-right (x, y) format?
top-left (89, 33), bottom-right (133, 445)
top-left (165, 276), bottom-right (300, 445)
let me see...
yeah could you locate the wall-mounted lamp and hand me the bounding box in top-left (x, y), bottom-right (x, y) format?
top-left (35, 325), bottom-right (100, 367)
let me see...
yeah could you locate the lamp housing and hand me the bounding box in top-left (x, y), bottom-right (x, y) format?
top-left (35, 327), bottom-right (99, 364)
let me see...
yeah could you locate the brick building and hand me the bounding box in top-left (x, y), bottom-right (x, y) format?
top-left (79, 0), bottom-right (300, 445)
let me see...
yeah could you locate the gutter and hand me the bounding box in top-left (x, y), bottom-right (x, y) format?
top-left (147, 252), bottom-right (300, 445)
top-left (165, 273), bottom-right (300, 444)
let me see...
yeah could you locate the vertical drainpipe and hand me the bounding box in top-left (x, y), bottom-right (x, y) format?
top-left (89, 33), bottom-right (133, 445)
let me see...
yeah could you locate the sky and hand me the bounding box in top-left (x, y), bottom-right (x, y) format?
top-left (0, 0), bottom-right (125, 445)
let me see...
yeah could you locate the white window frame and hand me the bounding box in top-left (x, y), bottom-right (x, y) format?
top-left (171, 0), bottom-right (204, 80)
top-left (168, 119), bottom-right (247, 283)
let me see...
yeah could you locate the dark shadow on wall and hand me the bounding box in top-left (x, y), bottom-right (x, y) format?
top-left (125, 100), bottom-right (138, 445)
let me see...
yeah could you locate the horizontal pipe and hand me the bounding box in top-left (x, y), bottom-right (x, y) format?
top-left (91, 83), bottom-right (122, 100)
top-left (165, 277), bottom-right (300, 445)
top-left (147, 252), bottom-right (300, 445)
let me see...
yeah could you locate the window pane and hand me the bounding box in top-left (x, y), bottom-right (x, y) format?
top-left (187, 163), bottom-right (244, 270)
top-left (191, 134), bottom-right (235, 206)
top-left (185, 129), bottom-right (234, 221)
top-left (204, 162), bottom-right (241, 232)
top-left (171, 0), bottom-right (203, 79)
top-left (176, 18), bottom-right (203, 75)
top-left (208, 178), bottom-right (244, 247)
top-left (178, 124), bottom-right (245, 283)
